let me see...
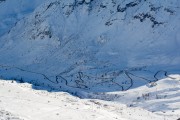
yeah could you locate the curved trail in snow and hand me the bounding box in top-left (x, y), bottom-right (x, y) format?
top-left (0, 64), bottom-right (175, 92)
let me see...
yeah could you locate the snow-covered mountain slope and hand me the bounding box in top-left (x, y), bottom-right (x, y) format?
top-left (0, 0), bottom-right (44, 36)
top-left (90, 74), bottom-right (180, 119)
top-left (0, 0), bottom-right (180, 92)
top-left (0, 76), bottom-right (179, 120)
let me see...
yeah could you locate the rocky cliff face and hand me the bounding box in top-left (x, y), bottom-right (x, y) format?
top-left (0, 0), bottom-right (179, 92)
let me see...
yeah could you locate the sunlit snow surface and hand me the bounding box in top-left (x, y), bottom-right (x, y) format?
top-left (0, 75), bottom-right (180, 120)
top-left (0, 2), bottom-right (180, 119)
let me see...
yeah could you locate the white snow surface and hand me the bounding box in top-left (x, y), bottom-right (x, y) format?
top-left (0, 0), bottom-right (179, 93)
top-left (0, 75), bottom-right (180, 120)
top-left (0, 1), bottom-right (180, 119)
